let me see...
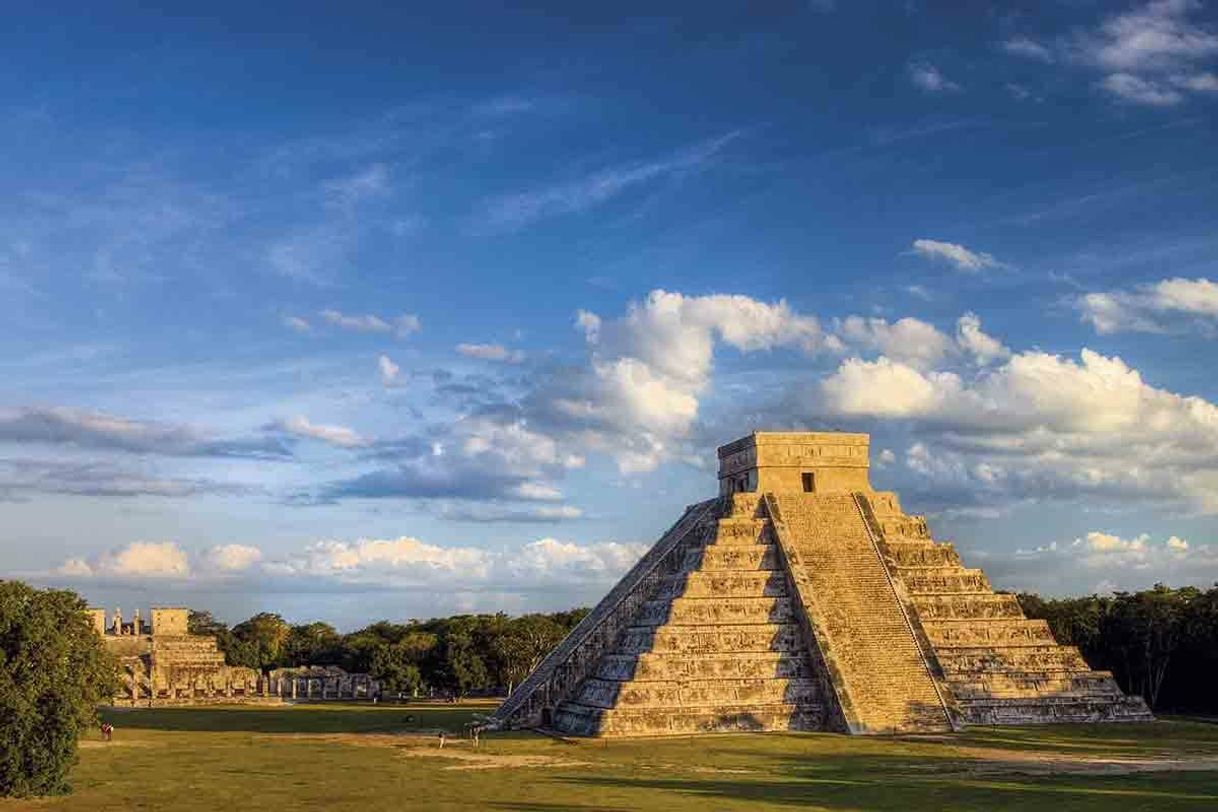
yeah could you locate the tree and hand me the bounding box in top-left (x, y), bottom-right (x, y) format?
top-left (370, 643), bottom-right (423, 698)
top-left (492, 615), bottom-right (567, 693)
top-left (188, 610), bottom-right (241, 666)
top-left (0, 582), bottom-right (120, 797)
top-left (439, 619), bottom-right (491, 695)
top-left (187, 609), bottom-right (227, 638)
top-left (230, 613), bottom-right (291, 672)
top-left (283, 622), bottom-right (342, 666)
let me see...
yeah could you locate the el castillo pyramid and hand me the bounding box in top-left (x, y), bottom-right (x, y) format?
top-left (492, 432), bottom-right (1152, 736)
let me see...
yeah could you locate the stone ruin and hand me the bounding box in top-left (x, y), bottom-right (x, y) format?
top-left (267, 665), bottom-right (379, 701)
top-left (91, 607), bottom-right (264, 705)
top-left (90, 607), bottom-right (380, 705)
top-left (493, 431), bottom-right (1152, 736)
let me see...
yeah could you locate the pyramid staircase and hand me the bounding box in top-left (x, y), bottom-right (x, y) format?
top-left (767, 493), bottom-right (952, 733)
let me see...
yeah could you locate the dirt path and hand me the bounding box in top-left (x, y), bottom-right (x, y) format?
top-left (255, 732), bottom-right (590, 770)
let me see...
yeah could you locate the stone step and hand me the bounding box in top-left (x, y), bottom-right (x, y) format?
top-left (947, 671), bottom-right (1125, 700)
top-left (552, 700), bottom-right (823, 737)
top-left (655, 570), bottom-right (788, 600)
top-left (877, 515), bottom-right (932, 539)
top-left (957, 695), bottom-right (1153, 725)
top-left (614, 622), bottom-right (804, 655)
top-left (909, 593), bottom-right (1024, 620)
top-left (574, 677), bottom-right (821, 709)
top-left (883, 543), bottom-right (962, 568)
top-left (593, 651), bottom-right (815, 682)
top-left (686, 545), bottom-right (781, 571)
top-left (899, 569), bottom-right (991, 594)
top-left (726, 493), bottom-right (763, 517)
top-left (710, 517), bottom-right (769, 545)
top-left (922, 618), bottom-right (1056, 647)
top-left (937, 645), bottom-right (1090, 674)
top-left (635, 596), bottom-right (796, 626)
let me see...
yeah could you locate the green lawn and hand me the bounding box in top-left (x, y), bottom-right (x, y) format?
top-left (5, 704), bottom-right (1218, 810)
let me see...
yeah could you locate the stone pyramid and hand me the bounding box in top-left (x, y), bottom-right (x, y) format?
top-left (493, 432), bottom-right (1152, 736)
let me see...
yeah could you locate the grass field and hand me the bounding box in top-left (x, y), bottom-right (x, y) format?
top-left (5, 703), bottom-right (1218, 810)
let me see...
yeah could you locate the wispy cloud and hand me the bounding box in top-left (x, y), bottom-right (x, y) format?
top-left (320, 309), bottom-right (421, 337)
top-left (322, 163), bottom-right (391, 208)
top-left (282, 315), bottom-right (311, 333)
top-left (909, 239), bottom-right (1002, 272)
top-left (0, 406), bottom-right (291, 459)
top-left (1002, 1), bottom-right (1218, 107)
top-left (473, 132), bottom-right (742, 233)
top-left (1001, 36), bottom-right (1055, 64)
top-left (456, 342), bottom-right (525, 363)
top-left (269, 415), bottom-right (371, 448)
top-left (0, 458), bottom-right (248, 500)
top-left (908, 61), bottom-right (961, 93)
top-left (378, 354), bottom-right (402, 387)
top-left (266, 226), bottom-right (351, 285)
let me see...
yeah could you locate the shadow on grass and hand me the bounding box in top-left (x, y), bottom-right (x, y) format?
top-left (554, 735), bottom-right (1218, 812)
top-left (491, 804), bottom-right (635, 811)
top-left (98, 704), bottom-right (491, 734)
top-left (564, 757), bottom-right (1218, 811)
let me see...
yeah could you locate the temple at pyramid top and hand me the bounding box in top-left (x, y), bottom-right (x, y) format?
top-left (717, 431), bottom-right (872, 496)
top-left (493, 431), bottom-right (1153, 737)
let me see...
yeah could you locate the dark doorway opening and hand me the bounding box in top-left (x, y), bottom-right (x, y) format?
top-left (801, 472), bottom-right (815, 493)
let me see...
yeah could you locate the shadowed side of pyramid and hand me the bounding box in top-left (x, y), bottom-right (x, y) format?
top-left (491, 431), bottom-right (1152, 736)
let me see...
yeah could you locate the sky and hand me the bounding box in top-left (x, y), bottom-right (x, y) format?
top-left (2, 1), bottom-right (1217, 628)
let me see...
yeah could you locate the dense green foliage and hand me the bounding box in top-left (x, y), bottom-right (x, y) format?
top-left (1018, 584), bottom-right (1218, 712)
top-left (0, 582), bottom-right (119, 797)
top-left (196, 608), bottom-right (588, 697)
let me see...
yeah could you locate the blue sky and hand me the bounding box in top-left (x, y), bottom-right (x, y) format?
top-left (3, 1), bottom-right (1217, 628)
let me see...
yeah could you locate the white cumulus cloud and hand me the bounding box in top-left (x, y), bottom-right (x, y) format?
top-left (201, 544), bottom-right (263, 572)
top-left (817, 345), bottom-right (1218, 512)
top-left (562, 290), bottom-right (830, 472)
top-left (1080, 277), bottom-right (1218, 334)
top-left (835, 316), bottom-right (953, 370)
top-left (59, 541), bottom-right (190, 578)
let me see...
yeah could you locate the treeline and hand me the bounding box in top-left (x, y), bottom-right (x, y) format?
top-left (1018, 584), bottom-right (1218, 713)
top-left (189, 608), bottom-right (589, 698)
top-left (194, 583), bottom-right (1218, 711)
